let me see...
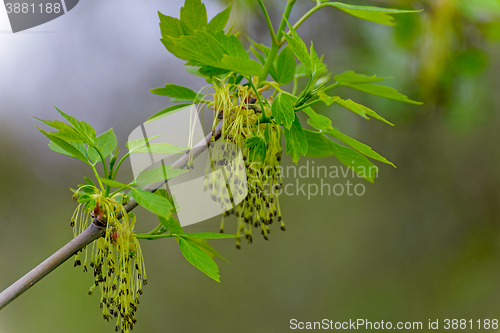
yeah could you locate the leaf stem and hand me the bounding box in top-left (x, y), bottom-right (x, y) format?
top-left (146, 224), bottom-right (164, 235)
top-left (90, 164), bottom-right (105, 193)
top-left (248, 78), bottom-right (269, 123)
top-left (294, 99), bottom-right (322, 111)
top-left (109, 186), bottom-right (129, 198)
top-left (258, 0), bottom-right (296, 84)
top-left (286, 3), bottom-right (326, 42)
top-left (324, 82), bottom-right (340, 92)
top-left (135, 233), bottom-right (172, 240)
top-left (111, 153), bottom-right (131, 181)
top-left (257, 0), bottom-right (279, 46)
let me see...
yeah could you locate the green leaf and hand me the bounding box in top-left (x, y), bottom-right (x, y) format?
top-left (282, 19), bottom-right (311, 70)
top-left (207, 4), bottom-right (232, 32)
top-left (178, 237), bottom-right (220, 282)
top-left (54, 106), bottom-right (96, 143)
top-left (158, 12), bottom-right (190, 60)
top-left (244, 136), bottom-right (267, 162)
top-left (323, 2), bottom-right (423, 26)
top-left (309, 42), bottom-right (327, 78)
top-left (48, 140), bottom-right (88, 161)
top-left (341, 82), bottom-right (423, 105)
top-left (304, 130), bottom-right (378, 182)
top-left (126, 135), bottom-right (163, 152)
top-left (130, 142), bottom-right (185, 154)
top-left (320, 94), bottom-right (394, 126)
top-left (324, 128), bottom-right (395, 167)
top-left (148, 104), bottom-right (192, 122)
top-left (180, 0), bottom-right (208, 35)
top-left (132, 164), bottom-right (188, 187)
top-left (174, 30), bottom-right (226, 68)
top-left (37, 128), bottom-right (89, 164)
top-left (198, 66), bottom-right (231, 77)
top-left (302, 107), bottom-right (333, 131)
top-left (132, 188), bottom-right (173, 218)
top-left (250, 47), bottom-right (266, 65)
top-left (175, 232), bottom-right (239, 239)
top-left (174, 30), bottom-right (263, 76)
top-left (159, 215), bottom-right (183, 234)
top-left (87, 129), bottom-right (117, 164)
top-left (295, 64), bottom-right (309, 78)
top-left (98, 177), bottom-right (130, 188)
top-left (276, 46), bottom-right (296, 85)
top-left (334, 70), bottom-right (385, 84)
top-left (283, 115), bottom-right (308, 164)
top-left (303, 128), bottom-right (334, 158)
top-left (272, 93), bottom-right (295, 129)
top-left (150, 84), bottom-right (199, 100)
top-left (220, 55), bottom-right (263, 77)
top-left (181, 238), bottom-right (229, 262)
top-left (32, 117), bottom-right (75, 132)
top-left (84, 177), bottom-right (96, 187)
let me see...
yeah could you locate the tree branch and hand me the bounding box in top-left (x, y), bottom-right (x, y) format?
top-left (0, 119), bottom-right (224, 311)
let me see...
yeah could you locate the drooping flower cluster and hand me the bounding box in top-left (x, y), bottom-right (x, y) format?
top-left (203, 80), bottom-right (285, 248)
top-left (71, 189), bottom-right (146, 333)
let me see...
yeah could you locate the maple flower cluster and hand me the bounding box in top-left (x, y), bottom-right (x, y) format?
top-left (71, 190), bottom-right (146, 333)
top-left (204, 80), bottom-right (285, 248)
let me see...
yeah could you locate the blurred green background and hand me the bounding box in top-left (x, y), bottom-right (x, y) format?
top-left (1, 0), bottom-right (500, 332)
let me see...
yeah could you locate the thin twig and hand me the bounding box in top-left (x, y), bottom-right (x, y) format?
top-left (0, 120), bottom-right (224, 311)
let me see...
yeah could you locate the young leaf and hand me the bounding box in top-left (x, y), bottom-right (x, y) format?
top-left (148, 104), bottom-right (192, 122)
top-left (179, 0), bottom-right (208, 35)
top-left (304, 130), bottom-right (378, 182)
top-left (174, 30), bottom-right (226, 68)
top-left (159, 215), bottom-right (183, 234)
top-left (87, 129), bottom-right (118, 164)
top-left (98, 177), bottom-right (130, 188)
top-left (302, 107), bottom-right (333, 131)
top-left (220, 55), bottom-right (263, 77)
top-left (250, 47), bottom-right (266, 65)
top-left (84, 177), bottom-right (96, 187)
top-left (132, 188), bottom-right (173, 218)
top-left (178, 237), bottom-right (220, 282)
top-left (320, 93), bottom-right (394, 126)
top-left (174, 30), bottom-right (263, 76)
top-left (309, 42), bottom-right (327, 78)
top-left (282, 19), bottom-right (311, 70)
top-left (150, 84), bottom-right (200, 100)
top-left (283, 115), bottom-right (308, 164)
top-left (158, 12), bottom-right (190, 60)
top-left (207, 4), bottom-right (232, 32)
top-left (341, 83), bottom-right (423, 105)
top-left (126, 135), bottom-right (163, 152)
top-left (48, 140), bottom-right (88, 161)
top-left (198, 65), bottom-right (231, 77)
top-left (276, 46), bottom-right (296, 85)
top-left (32, 117), bottom-right (76, 133)
top-left (132, 164), bottom-right (188, 187)
top-left (182, 238), bottom-right (229, 262)
top-left (244, 136), bottom-right (267, 162)
top-left (55, 106), bottom-right (96, 144)
top-left (323, 128), bottom-right (395, 167)
top-left (323, 2), bottom-right (423, 26)
top-left (334, 70), bottom-right (385, 84)
top-left (271, 93), bottom-right (295, 129)
top-left (38, 128), bottom-right (89, 164)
